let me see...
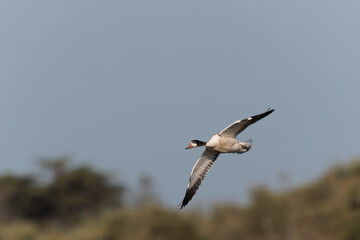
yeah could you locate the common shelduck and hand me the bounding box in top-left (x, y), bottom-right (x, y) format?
top-left (180, 108), bottom-right (274, 209)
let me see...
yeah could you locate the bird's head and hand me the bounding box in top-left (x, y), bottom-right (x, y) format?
top-left (185, 140), bottom-right (206, 149)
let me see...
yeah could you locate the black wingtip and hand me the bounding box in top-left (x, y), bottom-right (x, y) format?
top-left (179, 190), bottom-right (193, 210)
top-left (179, 194), bottom-right (191, 209)
top-left (267, 107), bottom-right (275, 113)
top-left (178, 201), bottom-right (187, 210)
top-left (261, 108), bottom-right (275, 118)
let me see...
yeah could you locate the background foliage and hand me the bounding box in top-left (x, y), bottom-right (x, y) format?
top-left (1, 157), bottom-right (360, 240)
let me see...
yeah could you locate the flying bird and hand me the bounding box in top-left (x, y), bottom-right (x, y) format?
top-left (180, 108), bottom-right (274, 209)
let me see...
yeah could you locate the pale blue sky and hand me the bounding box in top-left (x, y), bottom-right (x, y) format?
top-left (1, 1), bottom-right (360, 206)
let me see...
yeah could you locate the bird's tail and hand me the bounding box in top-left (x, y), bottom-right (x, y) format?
top-left (239, 139), bottom-right (252, 152)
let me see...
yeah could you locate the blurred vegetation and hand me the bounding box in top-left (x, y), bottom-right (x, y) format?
top-left (0, 157), bottom-right (123, 225)
top-left (1, 157), bottom-right (360, 240)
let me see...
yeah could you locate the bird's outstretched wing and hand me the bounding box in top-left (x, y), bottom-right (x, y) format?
top-left (219, 108), bottom-right (274, 138)
top-left (179, 149), bottom-right (220, 209)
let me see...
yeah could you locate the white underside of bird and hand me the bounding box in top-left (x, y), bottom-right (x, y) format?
top-left (205, 134), bottom-right (252, 153)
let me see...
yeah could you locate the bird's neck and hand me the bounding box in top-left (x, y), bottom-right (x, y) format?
top-left (194, 140), bottom-right (206, 147)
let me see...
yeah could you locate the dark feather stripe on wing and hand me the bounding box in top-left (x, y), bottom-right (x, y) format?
top-left (180, 149), bottom-right (219, 209)
top-left (219, 108), bottom-right (274, 138)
